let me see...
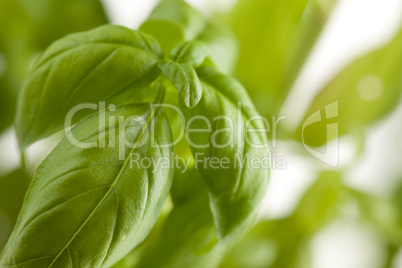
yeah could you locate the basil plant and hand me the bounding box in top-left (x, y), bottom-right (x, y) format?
top-left (0, 1), bottom-right (270, 267)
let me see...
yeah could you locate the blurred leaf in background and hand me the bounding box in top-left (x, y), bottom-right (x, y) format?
top-left (140, 0), bottom-right (205, 55)
top-left (226, 0), bottom-right (336, 118)
top-left (136, 167), bottom-right (228, 268)
top-left (220, 171), bottom-right (343, 268)
top-left (0, 77), bottom-right (15, 134)
top-left (0, 169), bottom-right (30, 253)
top-left (393, 181), bottom-right (402, 222)
top-left (140, 0), bottom-right (238, 74)
top-left (296, 27), bottom-right (402, 147)
top-left (344, 180), bottom-right (402, 268)
top-left (0, 0), bottom-right (107, 134)
top-left (388, 181), bottom-right (402, 266)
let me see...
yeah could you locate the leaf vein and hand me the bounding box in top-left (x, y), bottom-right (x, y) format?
top-left (47, 105), bottom-right (157, 267)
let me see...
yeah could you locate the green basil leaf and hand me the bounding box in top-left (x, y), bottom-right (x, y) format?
top-left (1, 104), bottom-right (173, 267)
top-left (139, 0), bottom-right (205, 55)
top-left (16, 24), bottom-right (163, 148)
top-left (0, 169), bottom-right (30, 253)
top-left (159, 60), bottom-right (203, 108)
top-left (227, 0), bottom-right (335, 117)
top-left (0, 79), bottom-right (15, 134)
top-left (267, 173), bottom-right (341, 267)
top-left (170, 165), bottom-right (206, 206)
top-left (292, 171), bottom-right (342, 234)
top-left (20, 0), bottom-right (107, 51)
top-left (170, 41), bottom-right (209, 68)
top-left (137, 167), bottom-right (227, 268)
top-left (394, 181), bottom-right (402, 216)
top-left (196, 22), bottom-right (239, 75)
top-left (0, 0), bottom-right (108, 84)
top-left (110, 258), bottom-right (128, 268)
top-left (296, 28), bottom-right (402, 147)
top-left (0, 0), bottom-right (108, 135)
top-left (0, 0), bottom-right (107, 52)
top-left (0, 0), bottom-right (108, 97)
top-left (221, 172), bottom-right (342, 268)
top-left (350, 189), bottom-right (400, 246)
top-left (181, 66), bottom-right (270, 240)
top-left (140, 0), bottom-right (238, 74)
top-left (220, 222), bottom-right (278, 268)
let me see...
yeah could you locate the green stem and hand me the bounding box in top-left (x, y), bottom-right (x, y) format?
top-left (153, 83), bottom-right (166, 104)
top-left (385, 245), bottom-right (398, 268)
top-left (20, 150), bottom-right (26, 169)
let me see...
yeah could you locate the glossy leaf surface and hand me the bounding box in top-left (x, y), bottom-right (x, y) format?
top-left (1, 104), bottom-right (173, 267)
top-left (16, 24), bottom-right (163, 148)
top-left (182, 66), bottom-right (270, 240)
top-left (170, 41), bottom-right (209, 68)
top-left (159, 60), bottom-right (203, 108)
